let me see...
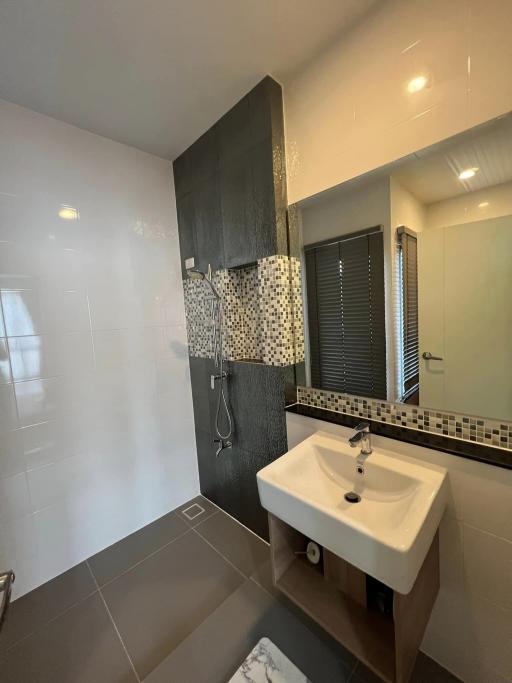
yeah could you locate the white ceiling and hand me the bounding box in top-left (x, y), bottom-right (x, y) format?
top-left (0, 0), bottom-right (377, 160)
top-left (298, 111), bottom-right (512, 212)
top-left (392, 114), bottom-right (512, 205)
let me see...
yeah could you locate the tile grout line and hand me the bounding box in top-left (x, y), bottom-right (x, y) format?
top-left (1, 585), bottom-right (99, 654)
top-left (198, 495), bottom-right (270, 546)
top-left (193, 526), bottom-right (355, 677)
top-left (95, 525), bottom-right (193, 591)
top-left (85, 560), bottom-right (141, 683)
top-left (190, 506), bottom-right (280, 599)
top-left (191, 499), bottom-right (282, 599)
top-left (5, 520), bottom-right (194, 654)
top-left (346, 658), bottom-right (360, 682)
top-left (192, 526), bottom-right (248, 582)
top-left (462, 520), bottom-right (512, 545)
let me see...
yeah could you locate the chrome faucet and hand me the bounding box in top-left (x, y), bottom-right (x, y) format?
top-left (348, 422), bottom-right (372, 473)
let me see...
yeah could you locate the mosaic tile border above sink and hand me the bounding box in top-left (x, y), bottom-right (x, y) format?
top-left (296, 386), bottom-right (512, 451)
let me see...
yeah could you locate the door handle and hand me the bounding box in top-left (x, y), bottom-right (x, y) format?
top-left (0, 570), bottom-right (15, 633)
top-left (422, 351), bottom-right (443, 361)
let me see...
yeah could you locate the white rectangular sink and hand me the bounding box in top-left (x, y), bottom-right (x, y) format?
top-left (257, 430), bottom-right (448, 593)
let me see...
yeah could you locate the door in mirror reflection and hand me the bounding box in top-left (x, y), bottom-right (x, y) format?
top-left (418, 215), bottom-right (512, 420)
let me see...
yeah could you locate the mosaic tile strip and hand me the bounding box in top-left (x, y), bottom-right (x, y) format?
top-left (183, 277), bottom-right (216, 358)
top-left (183, 255), bottom-right (305, 367)
top-left (259, 255), bottom-right (304, 366)
top-left (296, 386), bottom-right (512, 451)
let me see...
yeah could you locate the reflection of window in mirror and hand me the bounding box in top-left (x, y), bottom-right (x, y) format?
top-left (397, 227), bottom-right (419, 405)
top-left (304, 227), bottom-right (387, 399)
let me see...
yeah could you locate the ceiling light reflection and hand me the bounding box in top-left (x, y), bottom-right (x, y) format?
top-left (458, 167), bottom-right (479, 180)
top-left (58, 206), bottom-right (78, 221)
top-left (407, 75), bottom-right (428, 94)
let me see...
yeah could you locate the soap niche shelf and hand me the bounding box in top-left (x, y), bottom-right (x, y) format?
top-left (268, 514), bottom-right (439, 683)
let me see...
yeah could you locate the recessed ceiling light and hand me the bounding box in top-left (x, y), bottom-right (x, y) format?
top-left (407, 75), bottom-right (428, 93)
top-left (58, 206), bottom-right (78, 220)
top-left (458, 167), bottom-right (479, 180)
top-left (478, 201), bottom-right (489, 208)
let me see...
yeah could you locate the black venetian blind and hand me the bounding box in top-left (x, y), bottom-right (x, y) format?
top-left (305, 228), bottom-right (387, 399)
top-left (397, 227), bottom-right (419, 399)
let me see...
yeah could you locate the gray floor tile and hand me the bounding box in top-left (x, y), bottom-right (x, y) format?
top-left (101, 529), bottom-right (244, 679)
top-left (144, 578), bottom-right (352, 683)
top-left (275, 592), bottom-right (357, 671)
top-left (0, 592), bottom-right (137, 683)
top-left (411, 653), bottom-right (462, 682)
top-left (0, 562), bottom-right (96, 652)
top-left (174, 495), bottom-right (218, 527)
top-left (352, 652), bottom-right (462, 683)
top-left (88, 511), bottom-right (188, 586)
top-left (350, 662), bottom-right (389, 683)
top-left (195, 508), bottom-right (355, 671)
top-left (194, 508), bottom-right (275, 593)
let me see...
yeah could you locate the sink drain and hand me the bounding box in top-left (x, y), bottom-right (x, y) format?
top-left (344, 491), bottom-right (361, 503)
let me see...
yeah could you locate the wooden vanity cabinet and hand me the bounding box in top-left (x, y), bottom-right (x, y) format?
top-left (268, 513), bottom-right (440, 683)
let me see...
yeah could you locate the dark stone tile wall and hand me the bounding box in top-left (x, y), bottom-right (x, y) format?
top-left (189, 359), bottom-right (288, 540)
top-left (174, 76), bottom-right (288, 272)
top-left (173, 77), bottom-right (290, 539)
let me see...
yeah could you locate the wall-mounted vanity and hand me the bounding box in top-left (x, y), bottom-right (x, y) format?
top-left (257, 430), bottom-right (447, 683)
top-left (257, 109), bottom-right (512, 683)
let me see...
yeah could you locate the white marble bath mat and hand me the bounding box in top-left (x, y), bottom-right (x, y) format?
top-left (228, 637), bottom-right (310, 683)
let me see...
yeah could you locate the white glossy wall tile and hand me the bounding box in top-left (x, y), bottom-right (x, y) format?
top-left (0, 98), bottom-right (199, 598)
top-left (286, 411), bottom-right (512, 683)
top-left (284, 0), bottom-right (512, 204)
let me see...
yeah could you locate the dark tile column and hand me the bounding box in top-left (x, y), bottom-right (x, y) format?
top-left (174, 76), bottom-right (290, 540)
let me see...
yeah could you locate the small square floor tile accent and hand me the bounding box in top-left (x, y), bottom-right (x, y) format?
top-left (175, 495), bottom-right (218, 527)
top-left (182, 502), bottom-right (205, 520)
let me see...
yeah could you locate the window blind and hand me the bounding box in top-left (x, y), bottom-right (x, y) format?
top-left (398, 227), bottom-right (419, 399)
top-left (305, 229), bottom-right (387, 399)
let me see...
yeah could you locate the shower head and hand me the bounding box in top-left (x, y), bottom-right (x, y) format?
top-left (186, 266), bottom-right (221, 300)
top-left (186, 268), bottom-right (206, 280)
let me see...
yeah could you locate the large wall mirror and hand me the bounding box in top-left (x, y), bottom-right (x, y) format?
top-left (298, 112), bottom-right (512, 423)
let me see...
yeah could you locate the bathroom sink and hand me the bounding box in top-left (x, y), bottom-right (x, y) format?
top-left (257, 430), bottom-right (447, 593)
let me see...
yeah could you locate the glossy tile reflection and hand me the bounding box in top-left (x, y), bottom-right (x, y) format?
top-left (1, 290), bottom-right (40, 337)
top-left (0, 100), bottom-right (198, 599)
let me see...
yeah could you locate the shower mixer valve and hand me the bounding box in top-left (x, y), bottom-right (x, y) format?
top-left (214, 438), bottom-right (233, 457)
top-left (211, 371), bottom-right (228, 390)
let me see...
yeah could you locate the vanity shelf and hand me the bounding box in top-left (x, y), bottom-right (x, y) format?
top-left (268, 514), bottom-right (439, 683)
